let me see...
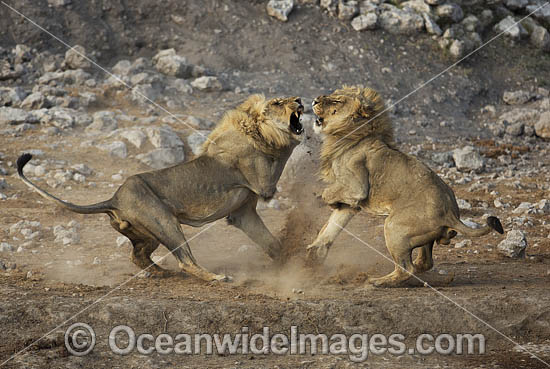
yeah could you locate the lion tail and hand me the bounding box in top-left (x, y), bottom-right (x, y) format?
top-left (17, 153), bottom-right (114, 214)
top-left (449, 216), bottom-right (504, 237)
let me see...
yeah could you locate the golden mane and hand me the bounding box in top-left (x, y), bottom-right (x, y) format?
top-left (320, 87), bottom-right (394, 181)
top-left (202, 94), bottom-right (292, 156)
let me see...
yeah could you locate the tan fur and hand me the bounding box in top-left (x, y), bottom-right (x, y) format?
top-left (18, 95), bottom-right (304, 282)
top-left (307, 86), bottom-right (503, 287)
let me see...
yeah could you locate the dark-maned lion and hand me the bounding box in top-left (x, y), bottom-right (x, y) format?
top-left (18, 94), bottom-right (304, 282)
top-left (307, 86), bottom-right (503, 287)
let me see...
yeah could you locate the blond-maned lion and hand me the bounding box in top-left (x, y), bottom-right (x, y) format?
top-left (18, 95), bottom-right (304, 282)
top-left (306, 86), bottom-right (503, 287)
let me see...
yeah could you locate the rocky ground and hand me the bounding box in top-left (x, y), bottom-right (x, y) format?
top-left (1, 0), bottom-right (550, 368)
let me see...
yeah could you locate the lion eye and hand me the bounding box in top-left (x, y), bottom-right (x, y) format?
top-left (273, 100), bottom-right (283, 106)
top-left (332, 109), bottom-right (337, 115)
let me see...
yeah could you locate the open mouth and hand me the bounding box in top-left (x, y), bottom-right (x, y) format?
top-left (289, 111), bottom-right (304, 135)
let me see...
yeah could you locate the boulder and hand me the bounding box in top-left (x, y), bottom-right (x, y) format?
top-left (152, 49), bottom-right (192, 78)
top-left (497, 229), bottom-right (527, 258)
top-left (503, 90), bottom-right (532, 105)
top-left (186, 131), bottom-right (210, 156)
top-left (452, 146), bottom-right (485, 172)
top-left (351, 14), bottom-right (378, 31)
top-left (86, 111), bottom-right (118, 133)
top-left (136, 147), bottom-right (185, 169)
top-left (191, 76), bottom-right (223, 91)
top-left (338, 0), bottom-right (359, 21)
top-left (535, 111), bottom-right (550, 138)
top-left (266, 0), bottom-right (295, 22)
top-left (65, 45), bottom-right (91, 69)
top-left (144, 126), bottom-right (184, 149)
top-left (436, 3), bottom-right (464, 23)
top-left (494, 16), bottom-right (527, 40)
top-left (530, 25), bottom-right (550, 52)
top-left (378, 4), bottom-right (424, 35)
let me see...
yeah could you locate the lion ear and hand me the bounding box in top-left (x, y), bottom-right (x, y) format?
top-left (356, 97), bottom-right (374, 118)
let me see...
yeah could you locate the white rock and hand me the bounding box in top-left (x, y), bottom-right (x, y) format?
top-left (73, 173), bottom-right (86, 183)
top-left (186, 131), bottom-right (210, 156)
top-left (86, 111), bottom-right (118, 133)
top-left (499, 108), bottom-right (539, 125)
top-left (449, 39), bottom-right (466, 59)
top-left (351, 13), bottom-right (378, 31)
top-left (455, 239), bottom-right (471, 248)
top-left (537, 199), bottom-right (550, 213)
top-left (452, 146), bottom-right (485, 173)
top-left (535, 112), bottom-right (550, 138)
top-left (378, 4), bottom-right (424, 34)
top-left (65, 45), bottom-right (91, 69)
top-left (99, 141), bottom-right (127, 159)
top-left (266, 0), bottom-right (295, 22)
top-left (71, 164), bottom-right (93, 176)
top-left (191, 76), bottom-right (223, 91)
top-left (436, 3), bottom-right (464, 23)
top-left (111, 173), bottom-right (123, 181)
top-left (20, 92), bottom-right (51, 110)
top-left (423, 13), bottom-right (442, 35)
top-left (130, 84), bottom-right (161, 105)
top-left (504, 0), bottom-right (528, 11)
top-left (338, 0), bottom-right (359, 21)
top-left (494, 16), bottom-right (527, 40)
top-left (92, 257), bottom-right (101, 265)
top-left (497, 229), bottom-right (527, 258)
top-left (48, 0), bottom-right (71, 6)
top-left (0, 107), bottom-right (36, 125)
top-left (0, 242), bottom-right (13, 252)
top-left (530, 25), bottom-right (550, 52)
top-left (0, 87), bottom-right (27, 107)
top-left (137, 148), bottom-right (185, 169)
top-left (112, 60), bottom-right (132, 76)
top-left (116, 236), bottom-right (131, 247)
top-left (145, 126), bottom-right (184, 149)
top-left (457, 199), bottom-right (472, 210)
top-left (512, 202), bottom-right (533, 214)
top-left (119, 129), bottom-right (147, 149)
top-left (503, 90), bottom-right (532, 105)
top-left (152, 49), bottom-right (192, 78)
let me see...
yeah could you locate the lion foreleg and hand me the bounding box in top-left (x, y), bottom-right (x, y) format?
top-left (306, 206), bottom-right (358, 263)
top-left (228, 202), bottom-right (282, 263)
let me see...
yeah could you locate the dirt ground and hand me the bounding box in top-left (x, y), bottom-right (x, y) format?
top-left (1, 1), bottom-right (550, 368)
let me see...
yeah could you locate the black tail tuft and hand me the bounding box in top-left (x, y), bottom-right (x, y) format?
top-left (17, 153), bottom-right (33, 177)
top-left (487, 216), bottom-right (504, 234)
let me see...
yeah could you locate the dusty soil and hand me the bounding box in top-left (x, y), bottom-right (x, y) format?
top-left (1, 1), bottom-right (550, 368)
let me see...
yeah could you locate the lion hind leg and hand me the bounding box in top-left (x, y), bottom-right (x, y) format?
top-left (412, 241), bottom-right (434, 274)
top-left (109, 218), bottom-right (166, 275)
top-left (368, 219), bottom-right (417, 288)
top-left (122, 197), bottom-right (229, 282)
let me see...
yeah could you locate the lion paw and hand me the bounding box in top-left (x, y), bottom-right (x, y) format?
top-left (306, 244), bottom-right (329, 265)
